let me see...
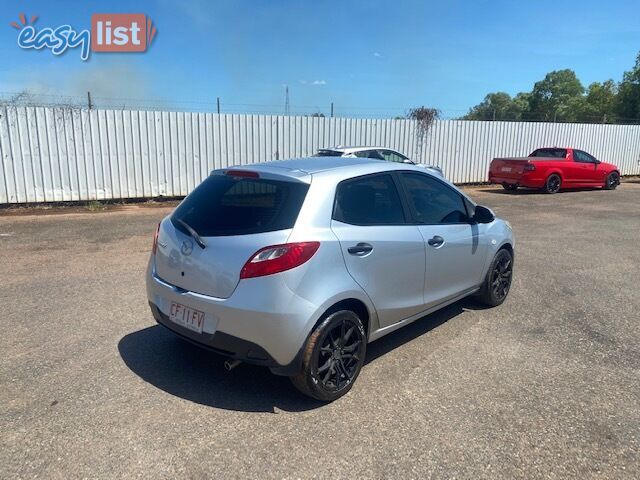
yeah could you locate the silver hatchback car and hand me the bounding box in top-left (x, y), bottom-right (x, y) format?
top-left (146, 157), bottom-right (514, 401)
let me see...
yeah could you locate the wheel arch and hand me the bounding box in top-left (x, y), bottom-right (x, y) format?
top-left (546, 170), bottom-right (563, 180)
top-left (316, 298), bottom-right (371, 340)
top-left (498, 242), bottom-right (513, 255)
top-left (270, 294), bottom-right (374, 377)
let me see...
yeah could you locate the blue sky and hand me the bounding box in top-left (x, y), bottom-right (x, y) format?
top-left (1, 0), bottom-right (639, 117)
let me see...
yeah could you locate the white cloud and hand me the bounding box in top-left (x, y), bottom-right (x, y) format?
top-left (373, 52), bottom-right (382, 57)
top-left (311, 80), bottom-right (326, 86)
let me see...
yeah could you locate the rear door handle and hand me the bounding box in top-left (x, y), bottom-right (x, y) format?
top-left (428, 236), bottom-right (445, 248)
top-left (348, 242), bottom-right (373, 256)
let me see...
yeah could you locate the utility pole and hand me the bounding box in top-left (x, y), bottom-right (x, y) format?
top-left (331, 102), bottom-right (334, 118)
top-left (492, 109), bottom-right (496, 121)
top-left (87, 91), bottom-right (92, 110)
top-left (216, 97), bottom-right (220, 114)
top-left (284, 85), bottom-right (290, 115)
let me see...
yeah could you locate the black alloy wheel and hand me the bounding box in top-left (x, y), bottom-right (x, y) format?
top-left (477, 248), bottom-right (514, 307)
top-left (315, 318), bottom-right (363, 391)
top-left (605, 171), bottom-right (619, 190)
top-left (544, 174), bottom-right (561, 194)
top-left (490, 251), bottom-right (512, 303)
top-left (290, 310), bottom-right (366, 402)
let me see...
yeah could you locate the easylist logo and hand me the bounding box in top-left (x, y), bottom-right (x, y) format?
top-left (91, 14), bottom-right (156, 52)
top-left (11, 12), bottom-right (157, 61)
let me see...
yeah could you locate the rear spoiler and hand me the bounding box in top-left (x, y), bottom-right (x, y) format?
top-left (210, 166), bottom-right (312, 184)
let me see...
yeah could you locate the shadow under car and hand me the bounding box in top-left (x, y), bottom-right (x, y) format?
top-left (118, 298), bottom-right (485, 412)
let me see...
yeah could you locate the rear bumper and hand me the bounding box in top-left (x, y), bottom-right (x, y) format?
top-left (488, 174), bottom-right (544, 188)
top-left (149, 301), bottom-right (291, 369)
top-left (145, 259), bottom-right (317, 374)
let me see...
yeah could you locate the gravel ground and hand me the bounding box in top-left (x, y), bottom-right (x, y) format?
top-left (1, 182), bottom-right (639, 479)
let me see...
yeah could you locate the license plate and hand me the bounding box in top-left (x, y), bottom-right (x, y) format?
top-left (501, 166), bottom-right (512, 172)
top-left (169, 302), bottom-right (205, 333)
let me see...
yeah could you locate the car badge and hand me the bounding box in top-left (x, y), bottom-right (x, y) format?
top-left (181, 240), bottom-right (194, 256)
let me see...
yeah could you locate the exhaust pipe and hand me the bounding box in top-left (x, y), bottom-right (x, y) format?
top-left (224, 359), bottom-right (242, 371)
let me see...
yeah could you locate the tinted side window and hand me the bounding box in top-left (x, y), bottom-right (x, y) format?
top-left (334, 174), bottom-right (405, 225)
top-left (400, 173), bottom-right (469, 224)
top-left (172, 175), bottom-right (308, 236)
top-left (574, 150), bottom-right (596, 163)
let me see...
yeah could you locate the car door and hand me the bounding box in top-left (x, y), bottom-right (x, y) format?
top-left (331, 173), bottom-right (426, 328)
top-left (574, 150), bottom-right (604, 184)
top-left (397, 172), bottom-right (489, 307)
top-left (573, 150), bottom-right (602, 183)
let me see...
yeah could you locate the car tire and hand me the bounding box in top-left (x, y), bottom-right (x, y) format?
top-left (544, 174), bottom-right (561, 194)
top-left (476, 248), bottom-right (513, 307)
top-left (502, 183), bottom-right (518, 191)
top-left (290, 310), bottom-right (366, 402)
top-left (604, 171), bottom-right (619, 190)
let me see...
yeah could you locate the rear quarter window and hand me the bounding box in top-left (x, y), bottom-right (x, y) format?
top-left (172, 175), bottom-right (309, 236)
top-left (529, 148), bottom-right (567, 158)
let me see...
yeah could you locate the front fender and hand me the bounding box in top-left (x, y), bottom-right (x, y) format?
top-left (480, 219), bottom-right (515, 278)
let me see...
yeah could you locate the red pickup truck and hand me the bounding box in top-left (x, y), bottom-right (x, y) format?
top-left (488, 147), bottom-right (620, 194)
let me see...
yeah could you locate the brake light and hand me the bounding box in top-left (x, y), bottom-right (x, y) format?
top-left (524, 163), bottom-right (536, 171)
top-left (240, 242), bottom-right (320, 279)
top-left (152, 223), bottom-right (160, 255)
top-left (226, 169), bottom-right (259, 178)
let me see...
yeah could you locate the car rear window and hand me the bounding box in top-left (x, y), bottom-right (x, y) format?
top-left (529, 148), bottom-right (567, 158)
top-left (171, 175), bottom-right (309, 236)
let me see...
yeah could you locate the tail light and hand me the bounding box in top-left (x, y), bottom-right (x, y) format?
top-left (240, 242), bottom-right (320, 279)
top-left (524, 163), bottom-right (536, 171)
top-left (226, 169), bottom-right (259, 179)
top-left (152, 223), bottom-right (160, 255)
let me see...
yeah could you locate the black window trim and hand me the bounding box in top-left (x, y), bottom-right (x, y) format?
top-left (331, 172), bottom-right (412, 226)
top-left (395, 170), bottom-right (475, 226)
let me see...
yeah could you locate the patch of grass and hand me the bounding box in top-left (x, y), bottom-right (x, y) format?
top-left (86, 200), bottom-right (105, 211)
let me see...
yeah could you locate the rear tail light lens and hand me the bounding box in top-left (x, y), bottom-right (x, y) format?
top-left (240, 242), bottom-right (320, 279)
top-left (524, 163), bottom-right (536, 171)
top-left (152, 223), bottom-right (160, 255)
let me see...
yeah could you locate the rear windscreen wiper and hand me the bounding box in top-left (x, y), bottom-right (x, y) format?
top-left (176, 218), bottom-right (206, 249)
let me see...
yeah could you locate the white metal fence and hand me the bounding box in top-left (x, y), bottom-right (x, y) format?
top-left (1, 106), bottom-right (639, 204)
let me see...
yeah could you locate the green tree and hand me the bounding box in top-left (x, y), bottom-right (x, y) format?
top-left (513, 92), bottom-right (532, 117)
top-left (566, 80), bottom-right (619, 123)
top-left (616, 53), bottom-right (640, 122)
top-left (527, 69), bottom-right (584, 121)
top-left (463, 92), bottom-right (526, 121)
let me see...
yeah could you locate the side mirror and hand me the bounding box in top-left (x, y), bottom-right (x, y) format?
top-left (473, 205), bottom-right (495, 224)
top-left (594, 159), bottom-right (601, 165)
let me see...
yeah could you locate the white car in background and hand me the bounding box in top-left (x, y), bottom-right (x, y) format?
top-left (314, 146), bottom-right (445, 178)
